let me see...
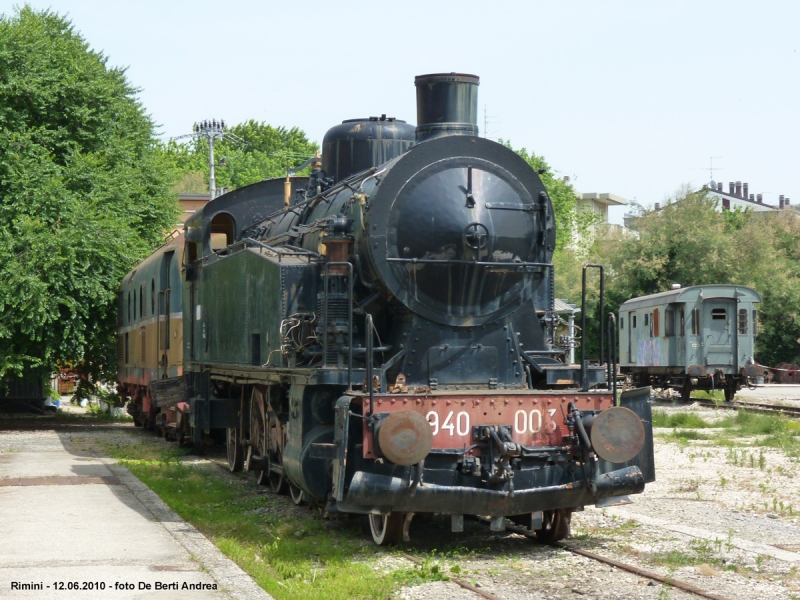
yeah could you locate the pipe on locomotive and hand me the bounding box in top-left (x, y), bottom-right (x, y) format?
top-left (581, 264), bottom-right (605, 392)
top-left (607, 312), bottom-right (617, 403)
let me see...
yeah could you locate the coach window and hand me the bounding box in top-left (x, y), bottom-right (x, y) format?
top-left (738, 308), bottom-right (748, 334)
top-left (632, 314), bottom-right (637, 328)
top-left (127, 292), bottom-right (131, 323)
top-left (140, 285), bottom-right (144, 318)
top-left (151, 279), bottom-right (156, 315)
top-left (209, 213), bottom-right (235, 253)
top-left (691, 308), bottom-right (700, 335)
top-left (753, 309), bottom-right (758, 336)
top-left (653, 308), bottom-right (659, 337)
top-left (711, 308), bottom-right (726, 320)
top-left (680, 310), bottom-right (685, 336)
top-left (665, 310), bottom-right (675, 336)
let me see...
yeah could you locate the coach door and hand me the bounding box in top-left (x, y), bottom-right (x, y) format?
top-left (158, 251), bottom-right (174, 378)
top-left (703, 299), bottom-right (736, 369)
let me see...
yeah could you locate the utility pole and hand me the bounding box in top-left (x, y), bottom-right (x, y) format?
top-left (173, 120), bottom-right (244, 201)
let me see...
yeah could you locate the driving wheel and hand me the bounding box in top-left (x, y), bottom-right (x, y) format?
top-left (226, 427), bottom-right (243, 472)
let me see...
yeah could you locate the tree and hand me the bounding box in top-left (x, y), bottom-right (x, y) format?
top-left (0, 6), bottom-right (179, 383)
top-left (164, 120), bottom-right (319, 192)
top-left (503, 142), bottom-right (593, 251)
top-left (595, 187), bottom-right (800, 365)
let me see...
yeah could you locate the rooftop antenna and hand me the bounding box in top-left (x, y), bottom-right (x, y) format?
top-left (173, 120), bottom-right (244, 200)
top-left (483, 105), bottom-right (498, 140)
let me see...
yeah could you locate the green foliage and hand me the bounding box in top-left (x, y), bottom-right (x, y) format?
top-left (502, 142), bottom-right (593, 251)
top-left (163, 120), bottom-right (319, 192)
top-left (595, 186), bottom-right (800, 365)
top-left (0, 6), bottom-right (179, 381)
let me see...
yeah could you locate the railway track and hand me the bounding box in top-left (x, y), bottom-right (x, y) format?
top-left (680, 397), bottom-right (800, 417)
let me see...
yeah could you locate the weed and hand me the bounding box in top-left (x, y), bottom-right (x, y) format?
top-left (720, 476), bottom-right (727, 488)
top-left (652, 411), bottom-right (712, 429)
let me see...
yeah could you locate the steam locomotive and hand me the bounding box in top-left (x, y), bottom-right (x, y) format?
top-left (117, 73), bottom-right (654, 545)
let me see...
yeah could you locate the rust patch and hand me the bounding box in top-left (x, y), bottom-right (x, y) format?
top-left (0, 476), bottom-right (121, 487)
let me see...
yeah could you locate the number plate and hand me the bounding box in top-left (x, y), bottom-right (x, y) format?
top-left (362, 394), bottom-right (613, 457)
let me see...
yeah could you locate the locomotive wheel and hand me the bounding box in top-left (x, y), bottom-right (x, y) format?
top-left (268, 471), bottom-right (287, 495)
top-left (249, 393), bottom-right (272, 486)
top-left (369, 512), bottom-right (405, 545)
top-left (534, 509), bottom-right (572, 543)
top-left (289, 484), bottom-right (305, 506)
top-left (226, 427), bottom-right (243, 472)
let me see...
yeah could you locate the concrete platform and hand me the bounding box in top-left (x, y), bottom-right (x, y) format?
top-left (0, 431), bottom-right (272, 599)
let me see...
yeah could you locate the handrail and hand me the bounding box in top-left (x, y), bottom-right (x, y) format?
top-left (366, 313), bottom-right (374, 421)
top-left (385, 257), bottom-right (553, 269)
top-left (607, 312), bottom-right (617, 402)
top-left (581, 264), bottom-right (605, 391)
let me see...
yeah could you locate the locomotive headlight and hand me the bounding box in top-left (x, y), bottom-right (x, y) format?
top-left (374, 410), bottom-right (434, 466)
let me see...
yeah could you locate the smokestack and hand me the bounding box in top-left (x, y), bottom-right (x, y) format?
top-left (787, 198), bottom-right (791, 206)
top-left (743, 183), bottom-right (748, 199)
top-left (780, 195), bottom-right (785, 208)
top-left (749, 194), bottom-right (754, 201)
top-left (729, 182), bottom-right (735, 195)
top-left (736, 181), bottom-right (742, 197)
top-left (717, 182), bottom-right (723, 192)
top-left (654, 202), bottom-right (661, 210)
top-left (414, 73), bottom-right (479, 142)
top-left (757, 194), bottom-right (762, 203)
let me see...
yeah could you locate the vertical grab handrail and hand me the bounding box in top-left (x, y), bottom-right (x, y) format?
top-left (607, 312), bottom-right (617, 403)
top-left (366, 313), bottom-right (374, 420)
top-left (322, 262), bottom-right (354, 388)
top-left (580, 264), bottom-right (605, 391)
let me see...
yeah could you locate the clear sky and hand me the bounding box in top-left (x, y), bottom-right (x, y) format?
top-left (5, 1), bottom-right (799, 224)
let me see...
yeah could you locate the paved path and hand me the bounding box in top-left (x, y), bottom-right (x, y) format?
top-left (0, 429), bottom-right (272, 600)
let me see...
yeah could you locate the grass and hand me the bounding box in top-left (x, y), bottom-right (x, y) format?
top-left (649, 538), bottom-right (735, 570)
top-left (653, 409), bottom-right (800, 458)
top-left (105, 442), bottom-right (440, 600)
